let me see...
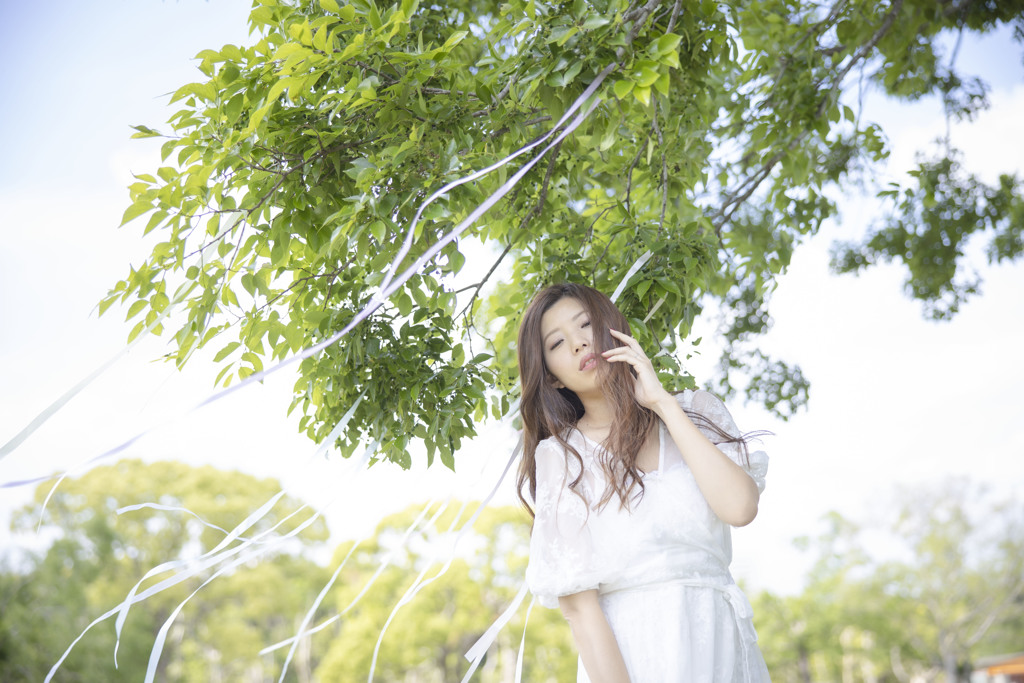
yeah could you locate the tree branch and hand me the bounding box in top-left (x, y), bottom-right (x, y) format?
top-left (711, 0), bottom-right (906, 236)
top-left (457, 140), bottom-right (562, 320)
top-left (665, 0), bottom-right (683, 34)
top-left (456, 241), bottom-right (514, 320)
top-left (653, 100), bottom-right (668, 235)
top-left (624, 128), bottom-right (654, 214)
top-left (624, 0), bottom-right (666, 43)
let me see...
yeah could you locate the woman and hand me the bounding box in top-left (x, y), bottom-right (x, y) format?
top-left (517, 283), bottom-right (771, 682)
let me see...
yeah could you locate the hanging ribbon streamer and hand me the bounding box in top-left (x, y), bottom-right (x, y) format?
top-left (275, 474), bottom-right (433, 682)
top-left (46, 497), bottom-right (323, 682)
top-left (366, 498), bottom-right (458, 681)
top-left (264, 411), bottom-right (519, 671)
top-left (110, 491), bottom-right (291, 665)
top-left (111, 431), bottom-right (376, 667)
top-left (513, 597), bottom-right (536, 683)
top-left (461, 582), bottom-right (530, 683)
top-left (368, 435), bottom-right (522, 681)
top-left (643, 295), bottom-right (667, 323)
top-left (378, 62), bottom-right (617, 296)
top-left (0, 280), bottom-right (199, 465)
top-left (260, 490), bottom-right (433, 658)
top-left (11, 49), bottom-right (615, 683)
top-left (610, 249), bottom-right (654, 304)
top-left (116, 502), bottom-right (258, 543)
top-left (50, 415), bottom-right (374, 677)
top-left (143, 539), bottom-right (274, 683)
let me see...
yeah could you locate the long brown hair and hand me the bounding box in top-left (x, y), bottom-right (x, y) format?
top-left (515, 283), bottom-right (750, 516)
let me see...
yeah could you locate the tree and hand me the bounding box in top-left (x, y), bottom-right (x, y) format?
top-left (104, 0), bottom-right (1024, 468)
top-left (752, 481), bottom-right (1024, 683)
top-left (877, 481), bottom-right (1024, 682)
top-left (1, 460), bottom-right (331, 682)
top-left (313, 501), bottom-right (577, 681)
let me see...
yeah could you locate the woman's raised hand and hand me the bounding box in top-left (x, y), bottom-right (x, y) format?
top-left (602, 329), bottom-right (673, 410)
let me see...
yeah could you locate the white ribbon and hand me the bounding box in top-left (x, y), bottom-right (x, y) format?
top-left (462, 582), bottom-right (530, 682)
top-left (514, 597), bottom-right (536, 683)
top-left (610, 249), bottom-right (653, 303)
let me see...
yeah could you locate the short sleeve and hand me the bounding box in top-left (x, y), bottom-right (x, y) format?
top-left (688, 390), bottom-right (769, 495)
top-left (524, 440), bottom-right (604, 608)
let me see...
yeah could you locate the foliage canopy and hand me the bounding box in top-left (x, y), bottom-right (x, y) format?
top-left (105, 0), bottom-right (1024, 468)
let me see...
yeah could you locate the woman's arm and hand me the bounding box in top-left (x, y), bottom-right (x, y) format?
top-left (603, 329), bottom-right (760, 527)
top-left (558, 590), bottom-right (631, 683)
top-left (653, 394), bottom-right (759, 526)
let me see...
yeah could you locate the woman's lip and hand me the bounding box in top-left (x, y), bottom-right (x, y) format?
top-left (579, 353), bottom-right (597, 371)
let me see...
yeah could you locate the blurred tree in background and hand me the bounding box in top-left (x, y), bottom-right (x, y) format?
top-left (0, 464), bottom-right (577, 681)
top-left (314, 502), bottom-right (577, 681)
top-left (0, 460), bottom-right (331, 682)
top-left (752, 481), bottom-right (1024, 683)
top-left (4, 463), bottom-right (1020, 681)
top-left (104, 0), bottom-right (1024, 471)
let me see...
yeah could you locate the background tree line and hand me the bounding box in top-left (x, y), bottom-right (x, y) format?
top-left (2, 460), bottom-right (1020, 681)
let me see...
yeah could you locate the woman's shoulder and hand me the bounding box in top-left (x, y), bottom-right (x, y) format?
top-left (537, 430), bottom-right (595, 462)
top-left (534, 433), bottom-right (592, 481)
top-left (537, 430), bottom-right (586, 452)
top-left (670, 388), bottom-right (697, 409)
top-left (674, 388), bottom-right (727, 412)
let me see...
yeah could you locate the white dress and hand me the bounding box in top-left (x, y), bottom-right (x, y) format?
top-left (525, 390), bottom-right (771, 682)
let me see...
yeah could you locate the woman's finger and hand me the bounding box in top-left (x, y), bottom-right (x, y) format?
top-left (607, 331), bottom-right (647, 356)
top-left (603, 348), bottom-right (652, 369)
top-left (608, 328), bottom-right (642, 349)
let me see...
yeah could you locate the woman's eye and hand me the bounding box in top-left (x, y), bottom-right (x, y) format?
top-left (549, 339), bottom-right (562, 350)
top-left (581, 320), bottom-right (591, 328)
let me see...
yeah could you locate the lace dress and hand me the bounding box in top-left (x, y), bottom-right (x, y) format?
top-left (525, 390), bottom-right (771, 682)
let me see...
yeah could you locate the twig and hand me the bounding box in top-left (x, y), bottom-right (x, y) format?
top-left (456, 141), bottom-right (563, 320)
top-left (665, 0), bottom-right (683, 34)
top-left (624, 128), bottom-right (654, 213)
top-left (485, 115), bottom-right (553, 135)
top-left (456, 242), bottom-right (514, 320)
top-left (624, 0), bottom-right (665, 43)
top-left (652, 100), bottom-right (668, 235)
top-left (712, 0), bottom-right (905, 235)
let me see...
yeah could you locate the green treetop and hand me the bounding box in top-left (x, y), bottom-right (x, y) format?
top-left (105, 0), bottom-right (1024, 469)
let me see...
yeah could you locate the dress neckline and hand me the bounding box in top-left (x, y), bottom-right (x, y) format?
top-left (574, 421), bottom-right (666, 476)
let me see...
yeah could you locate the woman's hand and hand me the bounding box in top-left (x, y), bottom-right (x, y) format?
top-left (602, 329), bottom-right (673, 411)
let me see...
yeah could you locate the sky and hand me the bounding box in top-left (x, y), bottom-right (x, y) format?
top-left (1, 0), bottom-right (1023, 601)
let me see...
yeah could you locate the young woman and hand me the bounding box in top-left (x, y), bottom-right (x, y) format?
top-left (517, 283), bottom-right (771, 682)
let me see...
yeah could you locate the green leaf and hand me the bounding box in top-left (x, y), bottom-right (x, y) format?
top-left (127, 320), bottom-right (147, 344)
top-left (214, 341), bottom-right (241, 362)
top-left (126, 299), bottom-right (148, 320)
top-left (440, 30), bottom-right (468, 52)
top-left (151, 291), bottom-right (170, 312)
top-left (120, 200), bottom-right (152, 226)
top-left (650, 33), bottom-right (682, 56)
top-left (395, 291), bottom-right (412, 316)
top-left (271, 236), bottom-right (291, 266)
top-left (632, 63), bottom-right (660, 88)
top-left (633, 86), bottom-right (651, 107)
top-left (654, 71), bottom-right (670, 96)
top-left (613, 79), bottom-right (634, 99)
top-left (130, 125), bottom-right (161, 139)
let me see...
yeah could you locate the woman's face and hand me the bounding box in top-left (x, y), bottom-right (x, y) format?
top-left (539, 297), bottom-right (601, 396)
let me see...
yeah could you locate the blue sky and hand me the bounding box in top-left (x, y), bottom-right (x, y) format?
top-left (1, 0), bottom-right (1023, 598)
